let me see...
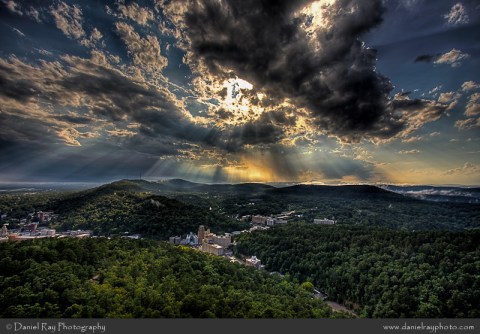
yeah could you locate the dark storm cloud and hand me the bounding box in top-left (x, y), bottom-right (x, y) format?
top-left (181, 0), bottom-right (405, 141)
top-left (0, 54), bottom-right (227, 157)
top-left (57, 60), bottom-right (231, 151)
top-left (0, 62), bottom-right (40, 102)
top-left (221, 109), bottom-right (297, 152)
top-left (0, 112), bottom-right (58, 146)
top-left (58, 66), bottom-right (164, 121)
top-left (227, 121), bottom-right (284, 150)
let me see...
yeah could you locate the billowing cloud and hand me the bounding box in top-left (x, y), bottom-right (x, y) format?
top-left (438, 92), bottom-right (462, 110)
top-left (434, 49), bottom-right (470, 67)
top-left (444, 162), bottom-right (479, 175)
top-left (455, 93), bottom-right (480, 130)
top-left (115, 22), bottom-right (168, 73)
top-left (118, 2), bottom-right (155, 26)
top-left (0, 0), bottom-right (477, 184)
top-left (443, 3), bottom-right (469, 25)
top-left (2, 0), bottom-right (22, 15)
top-left (462, 81), bottom-right (480, 91)
top-left (50, 1), bottom-right (85, 40)
top-left (163, 0), bottom-right (416, 143)
top-left (25, 6), bottom-right (41, 22)
top-left (389, 93), bottom-right (448, 139)
top-left (465, 93), bottom-right (480, 117)
top-left (0, 53), bottom-right (211, 154)
top-left (455, 118), bottom-right (480, 130)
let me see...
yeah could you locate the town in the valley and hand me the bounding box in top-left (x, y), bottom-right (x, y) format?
top-left (0, 209), bottom-right (336, 257)
top-left (0, 206), bottom-right (355, 314)
top-left (167, 213), bottom-right (336, 269)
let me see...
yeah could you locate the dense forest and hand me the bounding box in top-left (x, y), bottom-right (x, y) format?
top-left (0, 238), bottom-right (343, 318)
top-left (219, 185), bottom-right (480, 231)
top-left (234, 224), bottom-right (480, 318)
top-left (1, 180), bottom-right (479, 319)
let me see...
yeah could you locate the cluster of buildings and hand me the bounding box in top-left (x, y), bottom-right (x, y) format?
top-left (1, 223), bottom-right (55, 242)
top-left (0, 222), bottom-right (93, 242)
top-left (169, 225), bottom-right (233, 256)
top-left (0, 209), bottom-right (98, 243)
top-left (251, 213), bottom-right (336, 226)
top-left (169, 232), bottom-right (198, 246)
top-left (168, 225), bottom-right (264, 269)
top-left (5, 211), bottom-right (59, 226)
top-left (251, 210), bottom-right (297, 226)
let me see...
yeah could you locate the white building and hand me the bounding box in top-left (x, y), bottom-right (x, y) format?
top-left (266, 218), bottom-right (288, 226)
top-left (313, 218), bottom-right (336, 225)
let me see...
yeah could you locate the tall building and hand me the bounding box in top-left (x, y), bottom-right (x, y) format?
top-left (201, 241), bottom-right (224, 256)
top-left (198, 225), bottom-right (205, 243)
top-left (1, 224), bottom-right (8, 237)
top-left (213, 234), bottom-right (231, 248)
top-left (37, 211), bottom-right (45, 222)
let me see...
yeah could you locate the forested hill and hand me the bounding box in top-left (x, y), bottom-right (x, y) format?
top-left (47, 182), bottom-right (248, 237)
top-left (0, 238), bottom-right (342, 318)
top-left (234, 224), bottom-right (480, 318)
top-left (267, 184), bottom-right (412, 201)
top-left (1, 179), bottom-right (479, 233)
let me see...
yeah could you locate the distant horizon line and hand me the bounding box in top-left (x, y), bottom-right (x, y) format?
top-left (0, 177), bottom-right (479, 188)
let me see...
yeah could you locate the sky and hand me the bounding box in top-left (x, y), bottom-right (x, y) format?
top-left (0, 0), bottom-right (479, 185)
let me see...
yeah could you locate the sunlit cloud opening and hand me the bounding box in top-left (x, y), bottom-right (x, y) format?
top-left (225, 78), bottom-right (253, 104)
top-left (217, 77), bottom-right (267, 125)
top-left (297, 0), bottom-right (336, 31)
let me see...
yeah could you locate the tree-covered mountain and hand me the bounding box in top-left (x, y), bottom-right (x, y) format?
top-left (48, 181), bottom-right (248, 237)
top-left (234, 224), bottom-right (480, 318)
top-left (0, 238), bottom-right (343, 318)
top-left (1, 179), bottom-right (479, 233)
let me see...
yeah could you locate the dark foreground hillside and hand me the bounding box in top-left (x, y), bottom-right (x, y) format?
top-left (235, 224), bottom-right (480, 318)
top-left (0, 238), bottom-right (341, 318)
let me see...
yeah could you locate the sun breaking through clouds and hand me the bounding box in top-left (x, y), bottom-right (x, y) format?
top-left (0, 0), bottom-right (479, 185)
